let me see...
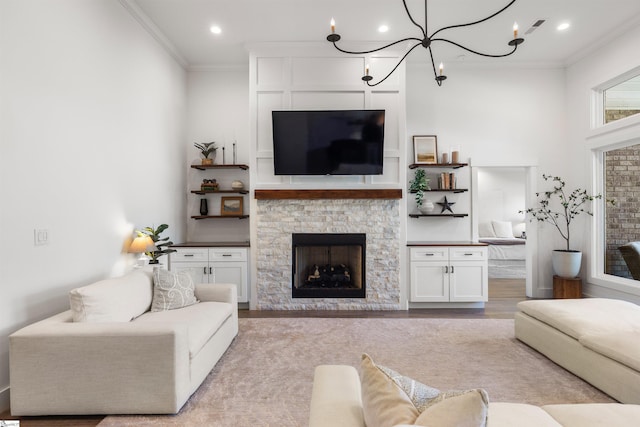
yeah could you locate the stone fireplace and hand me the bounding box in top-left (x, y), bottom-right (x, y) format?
top-left (292, 233), bottom-right (366, 298)
top-left (254, 190), bottom-right (402, 310)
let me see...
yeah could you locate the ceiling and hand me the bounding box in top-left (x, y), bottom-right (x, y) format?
top-left (131, 0), bottom-right (640, 68)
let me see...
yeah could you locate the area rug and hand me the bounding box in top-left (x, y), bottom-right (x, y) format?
top-left (99, 318), bottom-right (614, 426)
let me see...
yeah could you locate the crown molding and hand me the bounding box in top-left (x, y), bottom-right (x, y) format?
top-left (188, 64), bottom-right (249, 72)
top-left (118, 0), bottom-right (189, 69)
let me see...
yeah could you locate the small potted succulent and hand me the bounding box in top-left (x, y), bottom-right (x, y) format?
top-left (194, 142), bottom-right (218, 165)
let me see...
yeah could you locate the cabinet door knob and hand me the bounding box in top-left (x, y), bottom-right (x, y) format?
top-left (203, 266), bottom-right (207, 275)
top-left (444, 266), bottom-right (448, 273)
top-left (209, 267), bottom-right (213, 274)
top-left (464, 253), bottom-right (473, 256)
top-left (222, 254), bottom-right (232, 257)
top-left (451, 266), bottom-right (455, 273)
top-left (425, 253), bottom-right (435, 256)
top-left (184, 254), bottom-right (195, 257)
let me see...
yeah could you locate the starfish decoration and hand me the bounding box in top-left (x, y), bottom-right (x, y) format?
top-left (437, 196), bottom-right (455, 213)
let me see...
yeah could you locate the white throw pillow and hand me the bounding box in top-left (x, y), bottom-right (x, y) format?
top-left (492, 220), bottom-right (514, 238)
top-left (478, 222), bottom-right (496, 238)
top-left (151, 267), bottom-right (199, 311)
top-left (69, 270), bottom-right (153, 322)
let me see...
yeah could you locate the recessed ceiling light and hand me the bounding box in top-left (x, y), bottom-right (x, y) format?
top-left (378, 24), bottom-right (389, 33)
top-left (557, 22), bottom-right (570, 31)
top-left (210, 25), bottom-right (222, 35)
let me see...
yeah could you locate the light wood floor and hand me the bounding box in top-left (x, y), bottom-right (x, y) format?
top-left (0, 278), bottom-right (526, 426)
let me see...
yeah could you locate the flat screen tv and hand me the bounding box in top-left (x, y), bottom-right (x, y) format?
top-left (272, 110), bottom-right (385, 175)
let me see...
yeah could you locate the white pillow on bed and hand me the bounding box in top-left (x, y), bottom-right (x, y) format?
top-left (492, 220), bottom-right (514, 238)
top-left (478, 222), bottom-right (496, 238)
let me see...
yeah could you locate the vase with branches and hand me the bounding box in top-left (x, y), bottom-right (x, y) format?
top-left (521, 174), bottom-right (613, 277)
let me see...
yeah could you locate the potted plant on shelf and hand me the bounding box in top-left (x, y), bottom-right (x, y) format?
top-left (521, 174), bottom-right (613, 278)
top-left (194, 142), bottom-right (218, 165)
top-left (136, 224), bottom-right (177, 265)
top-left (409, 169), bottom-right (434, 214)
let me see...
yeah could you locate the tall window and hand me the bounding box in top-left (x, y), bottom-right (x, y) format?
top-left (604, 144), bottom-right (640, 280)
top-left (604, 74), bottom-right (640, 124)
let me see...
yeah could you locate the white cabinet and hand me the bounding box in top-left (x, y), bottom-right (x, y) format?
top-left (410, 246), bottom-right (487, 303)
top-left (170, 246), bottom-right (248, 303)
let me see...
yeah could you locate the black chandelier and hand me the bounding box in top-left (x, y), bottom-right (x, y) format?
top-left (326, 0), bottom-right (525, 86)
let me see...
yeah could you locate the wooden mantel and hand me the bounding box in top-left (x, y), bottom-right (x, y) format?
top-left (254, 189), bottom-right (402, 200)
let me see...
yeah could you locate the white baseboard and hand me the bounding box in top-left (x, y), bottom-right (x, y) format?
top-left (0, 385), bottom-right (10, 413)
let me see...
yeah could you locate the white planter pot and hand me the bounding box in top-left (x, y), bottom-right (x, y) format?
top-left (419, 200), bottom-right (435, 214)
top-left (552, 250), bottom-right (582, 278)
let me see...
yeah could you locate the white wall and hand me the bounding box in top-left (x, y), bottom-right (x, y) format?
top-left (0, 0), bottom-right (187, 410)
top-left (476, 167), bottom-right (526, 229)
top-left (186, 68), bottom-right (250, 242)
top-left (566, 20), bottom-right (640, 303)
top-left (406, 63), bottom-right (567, 294)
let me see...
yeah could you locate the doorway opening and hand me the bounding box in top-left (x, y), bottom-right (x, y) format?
top-left (473, 166), bottom-right (536, 299)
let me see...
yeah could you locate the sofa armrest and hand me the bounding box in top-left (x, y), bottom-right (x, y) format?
top-left (9, 311), bottom-right (191, 415)
top-left (195, 283), bottom-right (237, 305)
top-left (309, 365), bottom-right (364, 427)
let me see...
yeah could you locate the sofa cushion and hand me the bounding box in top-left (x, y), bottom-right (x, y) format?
top-left (542, 403), bottom-right (640, 427)
top-left (135, 301), bottom-right (232, 358)
top-left (360, 354), bottom-right (488, 427)
top-left (487, 403), bottom-right (562, 427)
top-left (413, 389), bottom-right (488, 427)
top-left (69, 270), bottom-right (153, 322)
top-left (151, 268), bottom-right (199, 312)
top-left (517, 298), bottom-right (640, 340)
top-left (580, 332), bottom-right (640, 371)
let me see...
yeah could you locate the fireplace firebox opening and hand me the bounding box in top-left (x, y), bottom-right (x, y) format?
top-left (292, 233), bottom-right (366, 298)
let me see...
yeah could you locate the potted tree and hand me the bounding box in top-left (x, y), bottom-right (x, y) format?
top-left (194, 142), bottom-right (218, 165)
top-left (522, 174), bottom-right (612, 278)
top-left (136, 224), bottom-right (177, 265)
top-left (409, 169), bottom-right (434, 214)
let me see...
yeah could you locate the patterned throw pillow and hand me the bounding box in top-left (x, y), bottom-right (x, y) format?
top-left (360, 353), bottom-right (489, 427)
top-left (151, 268), bottom-right (199, 311)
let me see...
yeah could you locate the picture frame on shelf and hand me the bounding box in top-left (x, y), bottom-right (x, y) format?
top-left (221, 197), bottom-right (243, 216)
top-left (413, 135), bottom-right (438, 164)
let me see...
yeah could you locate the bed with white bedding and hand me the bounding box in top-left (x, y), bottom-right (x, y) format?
top-left (479, 238), bottom-right (526, 278)
top-left (478, 221), bottom-right (527, 279)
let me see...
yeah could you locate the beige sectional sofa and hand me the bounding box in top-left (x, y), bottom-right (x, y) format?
top-left (9, 269), bottom-right (238, 415)
top-left (309, 364), bottom-right (640, 427)
top-left (515, 298), bottom-right (640, 405)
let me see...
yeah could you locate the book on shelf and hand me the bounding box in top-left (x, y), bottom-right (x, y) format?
top-left (438, 172), bottom-right (456, 189)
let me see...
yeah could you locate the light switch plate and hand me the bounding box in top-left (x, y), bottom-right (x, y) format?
top-left (34, 229), bottom-right (49, 246)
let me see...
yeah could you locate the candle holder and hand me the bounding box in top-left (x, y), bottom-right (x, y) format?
top-left (233, 142), bottom-right (237, 164)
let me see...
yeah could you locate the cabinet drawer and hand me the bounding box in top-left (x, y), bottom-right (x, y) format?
top-left (209, 248), bottom-right (247, 262)
top-left (410, 247), bottom-right (448, 261)
top-left (449, 247), bottom-right (487, 261)
top-left (171, 248), bottom-right (208, 262)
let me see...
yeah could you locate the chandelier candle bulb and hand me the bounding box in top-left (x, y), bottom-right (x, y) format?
top-left (439, 62), bottom-right (444, 76)
top-left (513, 22), bottom-right (518, 38)
top-left (365, 64), bottom-right (369, 75)
top-left (330, 18), bottom-right (335, 33)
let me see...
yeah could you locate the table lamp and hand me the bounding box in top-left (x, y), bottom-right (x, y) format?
top-left (129, 235), bottom-right (157, 267)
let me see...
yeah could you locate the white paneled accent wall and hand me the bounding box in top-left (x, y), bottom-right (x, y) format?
top-left (249, 44), bottom-right (406, 189)
top-left (248, 44), bottom-right (407, 309)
